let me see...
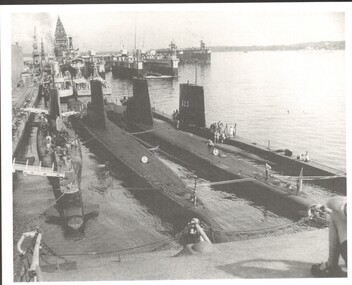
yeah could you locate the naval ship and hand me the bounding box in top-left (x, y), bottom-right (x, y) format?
top-left (36, 82), bottom-right (98, 230)
top-left (177, 41), bottom-right (211, 64)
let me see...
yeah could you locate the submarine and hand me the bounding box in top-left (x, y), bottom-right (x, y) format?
top-left (69, 78), bottom-right (343, 242)
top-left (36, 87), bottom-right (99, 230)
top-left (105, 78), bottom-right (345, 220)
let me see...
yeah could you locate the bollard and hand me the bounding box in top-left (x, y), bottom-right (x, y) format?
top-left (29, 230), bottom-right (42, 273)
top-left (191, 218), bottom-right (212, 244)
top-left (17, 231), bottom-right (37, 255)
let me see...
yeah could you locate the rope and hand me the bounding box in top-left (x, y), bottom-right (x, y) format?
top-left (41, 225), bottom-right (188, 258)
top-left (204, 216), bottom-right (312, 236)
top-left (81, 136), bottom-right (97, 144)
top-left (302, 175), bottom-right (346, 181)
top-left (279, 174), bottom-right (346, 181)
top-left (309, 159), bottom-right (346, 175)
top-left (197, 178), bottom-right (254, 187)
top-left (39, 192), bottom-right (66, 216)
top-left (126, 129), bottom-right (155, 135)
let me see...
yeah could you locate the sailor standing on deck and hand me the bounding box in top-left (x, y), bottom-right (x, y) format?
top-left (265, 163), bottom-right (271, 181)
top-left (175, 109), bottom-right (180, 129)
top-left (304, 151), bottom-right (310, 162)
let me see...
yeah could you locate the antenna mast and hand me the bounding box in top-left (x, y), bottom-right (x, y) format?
top-left (195, 60), bottom-right (198, 85)
top-left (134, 16), bottom-right (137, 50)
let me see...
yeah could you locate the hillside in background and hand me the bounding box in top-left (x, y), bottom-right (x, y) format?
top-left (22, 41), bottom-right (345, 57)
top-left (210, 41), bottom-right (345, 52)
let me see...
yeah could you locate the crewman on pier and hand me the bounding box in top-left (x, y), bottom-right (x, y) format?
top-left (224, 124), bottom-right (229, 137)
top-left (304, 151), bottom-right (310, 162)
top-left (207, 139), bottom-right (215, 150)
top-left (311, 196), bottom-right (347, 277)
top-left (265, 163), bottom-right (271, 181)
top-left (190, 190), bottom-right (197, 207)
top-left (175, 109), bottom-right (180, 129)
top-left (296, 168), bottom-right (303, 195)
top-left (190, 178), bottom-right (198, 206)
top-left (214, 131), bottom-right (220, 143)
top-left (45, 136), bottom-right (53, 155)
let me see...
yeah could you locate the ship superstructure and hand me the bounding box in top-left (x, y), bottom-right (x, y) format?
top-left (177, 41), bottom-right (211, 64)
top-left (54, 16), bottom-right (68, 62)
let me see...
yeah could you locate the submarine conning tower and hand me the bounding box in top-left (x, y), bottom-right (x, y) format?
top-left (179, 83), bottom-right (206, 129)
top-left (126, 78), bottom-right (153, 126)
top-left (87, 80), bottom-right (107, 129)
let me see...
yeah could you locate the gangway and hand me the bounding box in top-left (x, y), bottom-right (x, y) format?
top-left (20, 107), bottom-right (49, 115)
top-left (12, 158), bottom-right (66, 178)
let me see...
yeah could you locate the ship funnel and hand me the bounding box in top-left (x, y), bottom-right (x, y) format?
top-left (68, 37), bottom-right (73, 49)
top-left (179, 83), bottom-right (205, 129)
top-left (126, 78), bottom-right (153, 126)
top-left (49, 88), bottom-right (65, 131)
top-left (87, 80), bottom-right (107, 129)
top-left (49, 88), bottom-right (61, 121)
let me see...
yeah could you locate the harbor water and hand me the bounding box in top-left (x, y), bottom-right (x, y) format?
top-left (13, 50), bottom-right (344, 270)
top-left (110, 50), bottom-right (346, 172)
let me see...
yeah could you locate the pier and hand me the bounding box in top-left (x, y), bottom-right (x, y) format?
top-left (12, 158), bottom-right (66, 178)
top-left (39, 228), bottom-right (341, 281)
top-left (12, 84), bottom-right (40, 155)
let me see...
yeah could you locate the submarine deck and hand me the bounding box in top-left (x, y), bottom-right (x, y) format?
top-left (77, 117), bottom-right (315, 241)
top-left (126, 117), bottom-right (337, 211)
top-left (153, 111), bottom-right (346, 178)
top-left (76, 118), bottom-right (225, 230)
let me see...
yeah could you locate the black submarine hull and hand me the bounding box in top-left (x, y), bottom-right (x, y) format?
top-left (71, 79), bottom-right (328, 243)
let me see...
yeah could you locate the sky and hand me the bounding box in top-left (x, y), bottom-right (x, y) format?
top-left (9, 4), bottom-right (345, 54)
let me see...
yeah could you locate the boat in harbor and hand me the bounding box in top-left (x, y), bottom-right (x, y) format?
top-left (36, 86), bottom-right (98, 230)
top-left (144, 72), bottom-right (174, 79)
top-left (176, 40), bottom-right (211, 64)
top-left (113, 50), bottom-right (144, 79)
top-left (53, 71), bottom-right (73, 99)
top-left (52, 62), bottom-right (74, 99)
top-left (91, 64), bottom-right (112, 96)
top-left (72, 69), bottom-right (91, 97)
top-left (155, 40), bottom-right (211, 65)
top-left (81, 50), bottom-right (107, 79)
top-left (143, 41), bottom-right (179, 77)
top-left (69, 57), bottom-right (85, 78)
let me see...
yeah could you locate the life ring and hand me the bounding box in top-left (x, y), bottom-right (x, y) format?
top-left (212, 148), bottom-right (219, 156)
top-left (141, 156), bottom-right (148, 163)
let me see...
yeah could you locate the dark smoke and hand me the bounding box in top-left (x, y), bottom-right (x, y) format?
top-left (34, 13), bottom-right (55, 53)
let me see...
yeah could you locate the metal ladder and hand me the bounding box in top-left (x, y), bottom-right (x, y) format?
top-left (12, 158), bottom-right (65, 178)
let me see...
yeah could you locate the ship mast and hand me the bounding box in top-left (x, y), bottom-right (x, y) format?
top-left (195, 60), bottom-right (198, 85)
top-left (134, 17), bottom-right (137, 51)
top-left (41, 37), bottom-right (45, 64)
top-left (32, 26), bottom-right (40, 68)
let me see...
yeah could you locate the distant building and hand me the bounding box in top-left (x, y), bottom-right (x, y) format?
top-left (11, 42), bottom-right (23, 89)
